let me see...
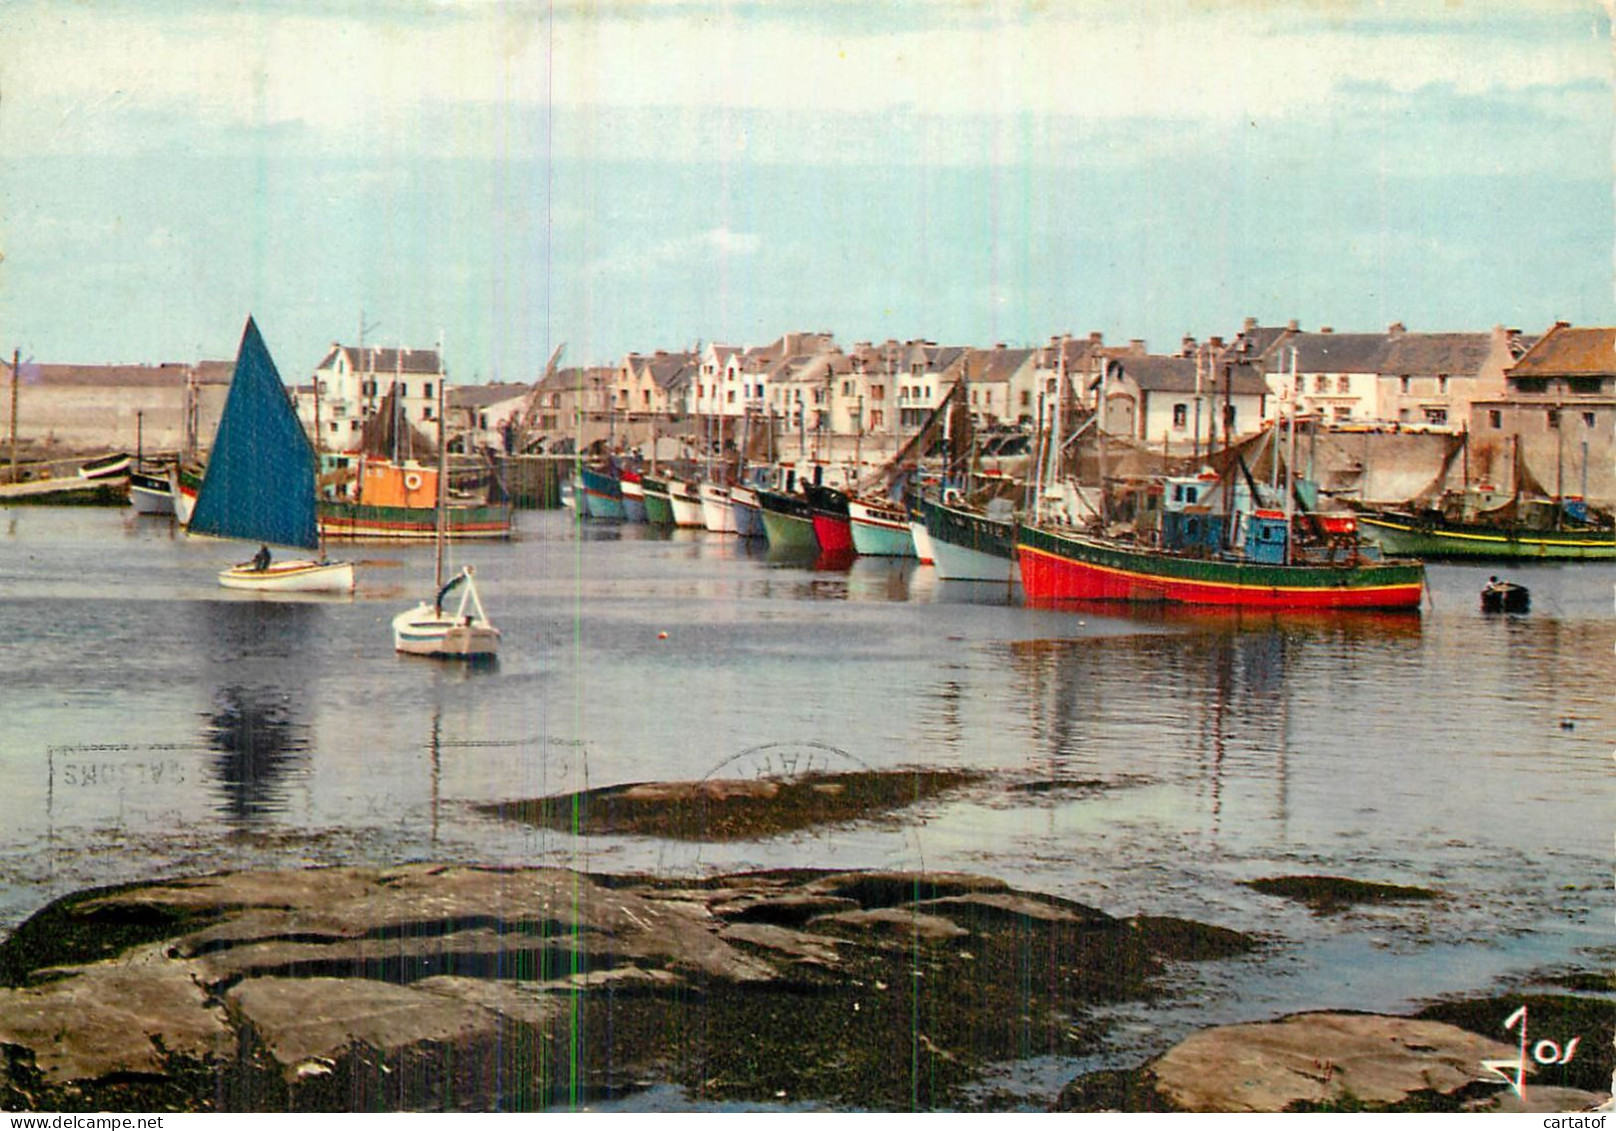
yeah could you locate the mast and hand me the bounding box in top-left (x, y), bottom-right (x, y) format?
top-left (9, 348), bottom-right (18, 486)
top-left (433, 350), bottom-right (448, 604)
top-left (1283, 394), bottom-right (1298, 565)
top-left (1095, 357), bottom-right (1109, 523)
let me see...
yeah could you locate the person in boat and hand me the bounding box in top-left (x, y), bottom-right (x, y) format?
top-left (252, 544), bottom-right (272, 571)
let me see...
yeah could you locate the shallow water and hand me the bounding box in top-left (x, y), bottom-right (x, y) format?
top-left (0, 505), bottom-right (1609, 1094)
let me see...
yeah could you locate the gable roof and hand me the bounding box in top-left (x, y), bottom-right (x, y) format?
top-left (318, 345), bottom-right (444, 375)
top-left (1266, 332), bottom-right (1391, 374)
top-left (1107, 355), bottom-right (1268, 397)
top-left (1378, 333), bottom-right (1494, 377)
top-left (1508, 323), bottom-right (1616, 378)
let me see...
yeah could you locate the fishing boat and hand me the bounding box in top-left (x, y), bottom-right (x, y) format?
top-left (392, 381), bottom-right (501, 659)
top-left (848, 495), bottom-right (915, 557)
top-left (757, 486), bottom-right (818, 552)
top-left (804, 483), bottom-right (854, 554)
top-left (1355, 509), bottom-right (1616, 561)
top-left (921, 495), bottom-right (1019, 584)
top-left (908, 503), bottom-right (936, 565)
top-left (641, 476), bottom-right (675, 525)
top-left (700, 481), bottom-right (738, 533)
top-left (730, 484), bottom-right (765, 539)
top-left (1018, 519), bottom-right (1425, 609)
top-left (128, 469), bottom-right (175, 515)
top-left (667, 477), bottom-right (705, 527)
top-left (619, 468), bottom-right (648, 522)
top-left (189, 318), bottom-right (355, 593)
top-left (317, 384), bottom-right (512, 540)
top-left (579, 464), bottom-right (626, 520)
top-left (169, 464), bottom-right (202, 524)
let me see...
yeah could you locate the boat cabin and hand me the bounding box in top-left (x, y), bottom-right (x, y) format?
top-left (1243, 509), bottom-right (1290, 564)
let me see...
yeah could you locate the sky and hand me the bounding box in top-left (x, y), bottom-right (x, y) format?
top-left (0, 0), bottom-right (1611, 382)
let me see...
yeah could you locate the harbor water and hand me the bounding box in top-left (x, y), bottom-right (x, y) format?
top-left (0, 505), bottom-right (1609, 1094)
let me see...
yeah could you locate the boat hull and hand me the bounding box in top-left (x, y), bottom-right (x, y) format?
top-left (641, 479), bottom-right (675, 525)
top-left (910, 518), bottom-right (936, 565)
top-left (392, 603), bottom-right (501, 658)
top-left (922, 498), bottom-right (1018, 584)
top-left (805, 485), bottom-right (854, 554)
top-left (579, 466), bottom-right (625, 520)
top-left (668, 479), bottom-right (704, 527)
top-left (1017, 525), bottom-right (1425, 610)
top-left (129, 471), bottom-right (175, 515)
top-left (1357, 512), bottom-right (1616, 561)
top-left (700, 483), bottom-right (738, 533)
top-left (319, 501), bottom-right (513, 540)
top-left (849, 498), bottom-right (915, 557)
top-left (218, 559), bottom-right (355, 593)
top-left (620, 474), bottom-right (648, 522)
top-left (730, 486), bottom-right (765, 538)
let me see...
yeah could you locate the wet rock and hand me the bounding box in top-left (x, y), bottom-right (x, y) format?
top-left (481, 769), bottom-right (983, 842)
top-left (0, 865), bottom-right (1255, 1111)
top-left (1139, 1012), bottom-right (1522, 1112)
top-left (1244, 875), bottom-right (1440, 914)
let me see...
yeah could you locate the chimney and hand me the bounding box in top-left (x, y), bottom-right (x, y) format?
top-left (1243, 316), bottom-right (1257, 332)
top-left (1180, 335), bottom-right (1197, 357)
top-left (1286, 319), bottom-right (1300, 332)
top-left (994, 342), bottom-right (1006, 350)
top-left (1388, 321), bottom-right (1406, 336)
top-left (1128, 339), bottom-right (1146, 353)
top-left (1088, 331), bottom-right (1103, 344)
top-left (1209, 336), bottom-right (1224, 350)
top-left (1319, 326), bottom-right (1333, 334)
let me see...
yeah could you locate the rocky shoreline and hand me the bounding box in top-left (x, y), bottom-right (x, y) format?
top-left (0, 862), bottom-right (1607, 1113)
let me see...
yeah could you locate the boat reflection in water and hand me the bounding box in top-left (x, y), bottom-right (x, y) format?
top-left (202, 686), bottom-right (311, 828)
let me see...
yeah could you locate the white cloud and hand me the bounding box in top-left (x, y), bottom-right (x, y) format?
top-left (4, 0), bottom-right (1604, 160)
top-left (587, 225), bottom-right (761, 278)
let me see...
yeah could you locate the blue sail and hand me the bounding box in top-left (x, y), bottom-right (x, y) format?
top-left (189, 317), bottom-right (320, 550)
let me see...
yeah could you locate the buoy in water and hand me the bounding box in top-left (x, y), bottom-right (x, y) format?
top-left (658, 631), bottom-right (668, 640)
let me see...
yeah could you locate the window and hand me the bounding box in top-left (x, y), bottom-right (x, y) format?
top-left (1584, 411), bottom-right (1597, 428)
top-left (423, 406), bottom-right (434, 421)
top-left (727, 389), bottom-right (736, 404)
top-left (1424, 408), bottom-right (1447, 425)
top-left (400, 383), bottom-right (409, 398)
top-left (1547, 409), bottom-right (1560, 430)
top-left (1489, 409), bottom-right (1502, 429)
top-left (1020, 390), bottom-right (1031, 407)
top-left (842, 380), bottom-right (853, 396)
top-left (870, 384), bottom-right (884, 400)
top-left (1224, 404), bottom-right (1237, 430)
top-left (1437, 376), bottom-right (1448, 394)
top-left (1172, 403), bottom-right (1188, 429)
top-left (423, 383), bottom-right (433, 400)
top-left (329, 422), bottom-right (339, 433)
top-left (1314, 376), bottom-right (1328, 393)
top-left (1515, 377), bottom-right (1548, 394)
top-left (1569, 377), bottom-right (1605, 395)
top-left (1400, 377), bottom-right (1410, 394)
top-left (1336, 376), bottom-right (1351, 393)
top-left (870, 409), bottom-right (884, 428)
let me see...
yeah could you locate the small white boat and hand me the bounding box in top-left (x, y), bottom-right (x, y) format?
top-left (129, 470), bottom-right (176, 516)
top-left (220, 557), bottom-right (356, 593)
top-left (393, 566), bottom-right (500, 658)
top-left (393, 378), bottom-right (501, 660)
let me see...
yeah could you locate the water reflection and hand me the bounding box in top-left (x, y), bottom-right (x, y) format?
top-left (203, 685), bottom-right (310, 826)
top-left (190, 600), bottom-right (321, 826)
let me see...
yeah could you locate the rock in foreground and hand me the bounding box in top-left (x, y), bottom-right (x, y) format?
top-left (0, 865), bottom-right (1253, 1111)
top-left (1058, 1011), bottom-right (1612, 1113)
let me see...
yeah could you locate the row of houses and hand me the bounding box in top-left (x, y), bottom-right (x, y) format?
top-left (3, 319), bottom-right (1612, 474)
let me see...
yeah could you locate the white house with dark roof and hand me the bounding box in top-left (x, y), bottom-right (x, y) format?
top-left (897, 343), bottom-right (968, 431)
top-left (1097, 346), bottom-right (1267, 449)
top-left (309, 344), bottom-right (446, 452)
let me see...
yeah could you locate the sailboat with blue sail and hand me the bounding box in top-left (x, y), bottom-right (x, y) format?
top-left (190, 317), bottom-right (356, 593)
